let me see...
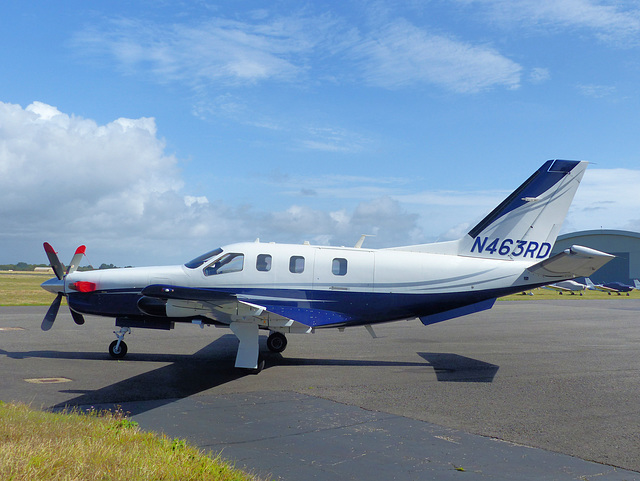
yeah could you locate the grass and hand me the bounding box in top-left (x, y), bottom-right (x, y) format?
top-left (0, 402), bottom-right (260, 481)
top-left (0, 271), bottom-right (60, 306)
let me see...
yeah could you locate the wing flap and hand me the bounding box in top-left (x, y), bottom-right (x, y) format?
top-left (527, 245), bottom-right (614, 279)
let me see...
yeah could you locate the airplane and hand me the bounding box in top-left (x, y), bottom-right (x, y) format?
top-left (40, 160), bottom-right (615, 373)
top-left (585, 278), bottom-right (635, 295)
top-left (543, 279), bottom-right (588, 295)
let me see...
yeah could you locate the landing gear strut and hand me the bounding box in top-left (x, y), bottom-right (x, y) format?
top-left (109, 327), bottom-right (131, 359)
top-left (267, 331), bottom-right (288, 353)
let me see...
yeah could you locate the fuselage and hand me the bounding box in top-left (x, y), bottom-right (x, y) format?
top-left (59, 241), bottom-right (539, 328)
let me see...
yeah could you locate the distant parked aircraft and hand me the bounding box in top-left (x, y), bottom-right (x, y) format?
top-left (543, 279), bottom-right (587, 295)
top-left (586, 278), bottom-right (635, 295)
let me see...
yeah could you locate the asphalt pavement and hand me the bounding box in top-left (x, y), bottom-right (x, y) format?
top-left (1, 300), bottom-right (640, 480)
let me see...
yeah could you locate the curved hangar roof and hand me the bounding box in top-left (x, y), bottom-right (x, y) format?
top-left (552, 229), bottom-right (640, 284)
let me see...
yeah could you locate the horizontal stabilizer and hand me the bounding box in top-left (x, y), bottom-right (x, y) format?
top-left (527, 245), bottom-right (614, 279)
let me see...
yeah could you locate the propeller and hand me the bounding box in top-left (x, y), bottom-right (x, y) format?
top-left (41, 243), bottom-right (87, 330)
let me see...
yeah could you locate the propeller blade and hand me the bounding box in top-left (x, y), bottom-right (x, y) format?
top-left (66, 245), bottom-right (86, 275)
top-left (43, 242), bottom-right (66, 280)
top-left (42, 292), bottom-right (63, 331)
top-left (71, 310), bottom-right (85, 325)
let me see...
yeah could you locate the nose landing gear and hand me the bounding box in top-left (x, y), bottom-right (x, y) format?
top-left (109, 327), bottom-right (131, 359)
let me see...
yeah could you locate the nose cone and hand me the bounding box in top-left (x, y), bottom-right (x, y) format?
top-left (41, 277), bottom-right (64, 295)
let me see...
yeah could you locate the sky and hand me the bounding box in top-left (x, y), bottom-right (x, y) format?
top-left (2, 0), bottom-right (640, 267)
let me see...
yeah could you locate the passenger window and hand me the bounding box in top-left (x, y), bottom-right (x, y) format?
top-left (256, 254), bottom-right (272, 272)
top-left (289, 256), bottom-right (305, 274)
top-left (204, 253), bottom-right (244, 276)
top-left (332, 258), bottom-right (347, 276)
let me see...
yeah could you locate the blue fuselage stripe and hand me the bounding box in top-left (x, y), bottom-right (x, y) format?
top-left (68, 282), bottom-right (548, 328)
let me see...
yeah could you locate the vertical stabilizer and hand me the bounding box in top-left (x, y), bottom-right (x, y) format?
top-left (459, 160), bottom-right (588, 261)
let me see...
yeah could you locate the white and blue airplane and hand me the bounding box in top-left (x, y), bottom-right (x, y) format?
top-left (41, 160), bottom-right (614, 372)
top-left (543, 279), bottom-right (588, 295)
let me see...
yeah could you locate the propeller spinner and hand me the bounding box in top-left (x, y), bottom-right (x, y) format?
top-left (40, 243), bottom-right (87, 330)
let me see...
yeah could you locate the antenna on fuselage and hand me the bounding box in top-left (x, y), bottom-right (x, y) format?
top-left (354, 234), bottom-right (375, 248)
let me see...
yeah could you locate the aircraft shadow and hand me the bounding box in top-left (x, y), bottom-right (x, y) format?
top-left (3, 337), bottom-right (498, 416)
top-left (268, 352), bottom-right (498, 383)
top-left (417, 352), bottom-right (499, 382)
top-left (46, 335), bottom-right (245, 414)
top-left (268, 355), bottom-right (429, 368)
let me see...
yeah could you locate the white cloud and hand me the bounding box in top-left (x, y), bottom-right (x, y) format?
top-left (0, 101), bottom-right (429, 264)
top-left (73, 15), bottom-right (322, 88)
top-left (468, 0), bottom-right (640, 44)
top-left (350, 19), bottom-right (522, 92)
top-left (5, 102), bottom-right (633, 265)
top-left (298, 127), bottom-right (372, 153)
top-left (0, 101), bottom-right (198, 263)
top-left (252, 197), bottom-right (423, 248)
top-left (577, 83), bottom-right (617, 98)
top-left (567, 168), bottom-right (640, 233)
top-left (73, 12), bottom-right (522, 97)
top-left (530, 67), bottom-right (551, 84)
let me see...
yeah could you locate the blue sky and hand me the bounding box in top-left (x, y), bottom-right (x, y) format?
top-left (2, 1), bottom-right (640, 266)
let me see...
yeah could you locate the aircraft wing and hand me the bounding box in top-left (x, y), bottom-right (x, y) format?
top-left (590, 284), bottom-right (619, 293)
top-left (140, 285), bottom-right (312, 333)
top-left (527, 245), bottom-right (614, 279)
top-left (543, 284), bottom-right (571, 293)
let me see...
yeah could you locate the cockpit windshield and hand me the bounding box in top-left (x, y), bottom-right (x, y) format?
top-left (184, 248), bottom-right (223, 269)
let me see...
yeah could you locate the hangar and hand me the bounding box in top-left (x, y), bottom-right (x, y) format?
top-left (552, 229), bottom-right (640, 284)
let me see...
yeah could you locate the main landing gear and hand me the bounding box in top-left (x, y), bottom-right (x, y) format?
top-left (108, 327), bottom-right (131, 359)
top-left (267, 331), bottom-right (288, 353)
top-left (243, 332), bottom-right (287, 374)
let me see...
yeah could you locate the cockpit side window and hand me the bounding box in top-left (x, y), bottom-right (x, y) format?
top-left (185, 248), bottom-right (223, 269)
top-left (204, 253), bottom-right (244, 276)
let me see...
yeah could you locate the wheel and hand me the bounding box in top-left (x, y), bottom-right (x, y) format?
top-left (266, 332), bottom-right (287, 353)
top-left (109, 340), bottom-right (128, 359)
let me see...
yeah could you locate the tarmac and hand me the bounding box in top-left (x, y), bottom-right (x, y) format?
top-left (1, 300), bottom-right (640, 480)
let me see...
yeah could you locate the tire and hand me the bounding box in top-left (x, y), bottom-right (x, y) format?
top-left (266, 332), bottom-right (287, 353)
top-left (109, 340), bottom-right (128, 359)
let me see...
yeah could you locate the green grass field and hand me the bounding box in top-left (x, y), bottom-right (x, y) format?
top-left (0, 402), bottom-right (259, 481)
top-left (0, 271), bottom-right (62, 306)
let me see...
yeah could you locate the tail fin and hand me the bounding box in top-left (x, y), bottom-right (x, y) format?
top-left (459, 160), bottom-right (588, 261)
top-left (634, 279), bottom-right (640, 289)
top-left (585, 278), bottom-right (596, 288)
